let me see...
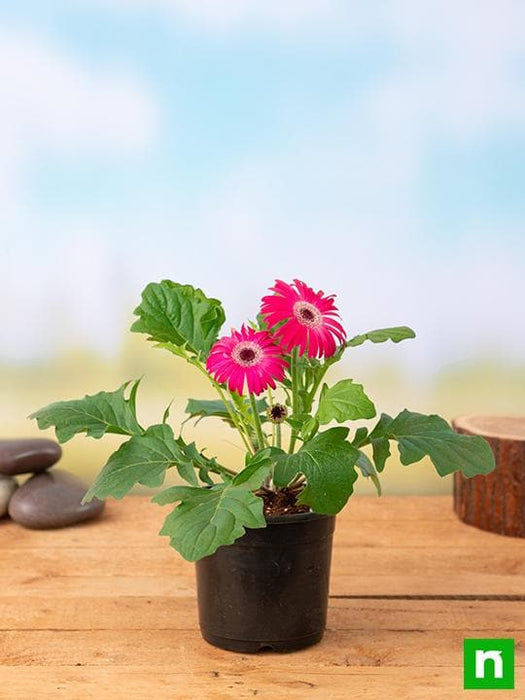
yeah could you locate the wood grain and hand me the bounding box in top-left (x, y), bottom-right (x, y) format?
top-left (2, 666), bottom-right (523, 700)
top-left (453, 415), bottom-right (525, 537)
top-left (1, 496), bottom-right (524, 699)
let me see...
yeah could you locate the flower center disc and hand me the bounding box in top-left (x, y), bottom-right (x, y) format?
top-left (293, 301), bottom-right (323, 328)
top-left (233, 342), bottom-right (262, 367)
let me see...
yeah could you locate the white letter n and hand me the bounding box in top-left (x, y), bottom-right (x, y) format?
top-left (475, 650), bottom-right (503, 679)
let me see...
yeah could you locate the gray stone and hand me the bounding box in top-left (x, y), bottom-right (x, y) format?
top-left (0, 475), bottom-right (17, 518)
top-left (8, 469), bottom-right (105, 529)
top-left (0, 438), bottom-right (62, 476)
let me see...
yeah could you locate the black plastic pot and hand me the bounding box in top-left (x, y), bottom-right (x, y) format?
top-left (195, 512), bottom-right (335, 653)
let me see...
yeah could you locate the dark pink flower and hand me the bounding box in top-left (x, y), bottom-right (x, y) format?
top-left (260, 279), bottom-right (346, 358)
top-left (206, 325), bottom-right (288, 395)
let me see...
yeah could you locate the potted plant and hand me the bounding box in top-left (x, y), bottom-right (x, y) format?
top-left (31, 278), bottom-right (495, 652)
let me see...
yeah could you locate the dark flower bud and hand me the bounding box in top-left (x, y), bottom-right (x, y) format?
top-left (267, 403), bottom-right (288, 424)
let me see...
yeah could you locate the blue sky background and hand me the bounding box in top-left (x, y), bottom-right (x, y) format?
top-left (1, 0), bottom-right (524, 373)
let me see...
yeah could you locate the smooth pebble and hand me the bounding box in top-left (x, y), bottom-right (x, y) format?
top-left (8, 469), bottom-right (104, 529)
top-left (0, 438), bottom-right (62, 476)
top-left (0, 475), bottom-right (17, 518)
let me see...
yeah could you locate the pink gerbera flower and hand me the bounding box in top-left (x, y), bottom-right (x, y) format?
top-left (260, 279), bottom-right (346, 358)
top-left (206, 325), bottom-right (288, 395)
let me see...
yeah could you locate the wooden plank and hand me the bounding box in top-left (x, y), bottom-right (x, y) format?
top-left (1, 496), bottom-right (523, 699)
top-left (1, 495), bottom-right (523, 598)
top-left (0, 665), bottom-right (522, 700)
top-left (0, 496), bottom-right (460, 550)
top-left (3, 522), bottom-right (516, 549)
top-left (1, 543), bottom-right (523, 579)
top-left (1, 500), bottom-right (520, 550)
top-left (1, 572), bottom-right (523, 597)
top-left (0, 576), bottom-right (194, 597)
top-left (0, 545), bottom-right (523, 596)
top-left (1, 666), bottom-right (524, 700)
top-left (0, 597), bottom-right (523, 633)
top-left (0, 628), bottom-right (523, 668)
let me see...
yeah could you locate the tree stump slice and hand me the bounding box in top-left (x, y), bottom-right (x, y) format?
top-left (453, 416), bottom-right (525, 538)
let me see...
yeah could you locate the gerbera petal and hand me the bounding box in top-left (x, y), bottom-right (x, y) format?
top-left (307, 329), bottom-right (319, 358)
top-left (260, 279), bottom-right (347, 358)
top-left (206, 326), bottom-right (287, 395)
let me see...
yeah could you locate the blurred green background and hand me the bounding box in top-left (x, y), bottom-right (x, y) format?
top-left (3, 335), bottom-right (524, 495)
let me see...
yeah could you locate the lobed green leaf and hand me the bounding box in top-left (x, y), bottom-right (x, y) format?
top-left (83, 424), bottom-right (223, 502)
top-left (152, 454), bottom-right (272, 561)
top-left (185, 397), bottom-right (268, 427)
top-left (316, 379), bottom-right (376, 425)
top-left (370, 410), bottom-right (496, 478)
top-left (274, 428), bottom-right (359, 514)
top-left (346, 326), bottom-right (416, 348)
top-left (131, 280), bottom-right (225, 357)
top-left (356, 450), bottom-right (382, 496)
top-left (368, 413), bottom-right (393, 473)
top-left (29, 380), bottom-right (143, 443)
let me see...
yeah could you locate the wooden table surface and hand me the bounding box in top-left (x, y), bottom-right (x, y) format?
top-left (1, 496), bottom-right (523, 699)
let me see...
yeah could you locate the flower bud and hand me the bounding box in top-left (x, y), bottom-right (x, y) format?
top-left (267, 403), bottom-right (288, 424)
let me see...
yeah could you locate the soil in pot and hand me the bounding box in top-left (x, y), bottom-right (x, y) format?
top-left (258, 486), bottom-right (311, 517)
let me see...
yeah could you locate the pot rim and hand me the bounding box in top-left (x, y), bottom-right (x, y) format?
top-left (264, 510), bottom-right (334, 525)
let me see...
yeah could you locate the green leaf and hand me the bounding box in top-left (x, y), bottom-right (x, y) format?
top-left (152, 455), bottom-right (271, 561)
top-left (316, 379), bottom-right (376, 425)
top-left (185, 398), bottom-right (233, 424)
top-left (346, 326), bottom-right (416, 348)
top-left (29, 380), bottom-right (143, 443)
top-left (162, 400), bottom-right (174, 424)
top-left (174, 437), bottom-right (226, 484)
top-left (131, 280), bottom-right (225, 357)
top-left (377, 410), bottom-right (496, 478)
top-left (356, 451), bottom-right (382, 496)
top-left (185, 397), bottom-right (268, 427)
top-left (83, 423), bottom-right (204, 501)
top-left (198, 468), bottom-right (215, 487)
top-left (233, 448), bottom-right (275, 487)
top-left (351, 427), bottom-right (369, 448)
top-left (82, 424), bottom-right (173, 500)
top-left (369, 413), bottom-right (393, 472)
top-left (371, 438), bottom-right (391, 473)
top-left (286, 414), bottom-right (310, 431)
top-left (274, 428), bottom-right (359, 514)
top-left (300, 416), bottom-right (319, 442)
top-left (154, 342), bottom-right (190, 360)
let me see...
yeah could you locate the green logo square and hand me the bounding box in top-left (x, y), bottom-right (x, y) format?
top-left (464, 638), bottom-right (515, 690)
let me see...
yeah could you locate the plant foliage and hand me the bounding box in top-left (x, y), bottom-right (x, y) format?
top-left (31, 279), bottom-right (495, 561)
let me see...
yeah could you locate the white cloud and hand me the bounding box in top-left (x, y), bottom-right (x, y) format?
top-left (85, 0), bottom-right (350, 32)
top-left (0, 31), bottom-right (160, 361)
top-left (0, 31), bottom-right (159, 212)
top-left (385, 0), bottom-right (525, 136)
top-left (82, 0), bottom-right (525, 52)
top-left (0, 32), bottom-right (158, 152)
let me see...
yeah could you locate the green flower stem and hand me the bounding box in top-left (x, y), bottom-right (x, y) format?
top-left (288, 347), bottom-right (300, 453)
top-left (213, 384), bottom-right (254, 454)
top-left (189, 358), bottom-right (254, 455)
top-left (305, 362), bottom-right (330, 411)
top-left (266, 387), bottom-right (276, 447)
top-left (209, 462), bottom-right (238, 478)
top-left (249, 392), bottom-right (266, 451)
top-left (275, 422), bottom-right (282, 450)
top-left (229, 391), bottom-right (258, 453)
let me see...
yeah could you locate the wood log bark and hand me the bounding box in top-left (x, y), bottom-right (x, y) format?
top-left (453, 416), bottom-right (525, 537)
